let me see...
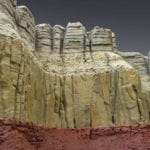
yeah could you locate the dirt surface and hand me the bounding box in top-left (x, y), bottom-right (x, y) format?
top-left (0, 119), bottom-right (150, 150)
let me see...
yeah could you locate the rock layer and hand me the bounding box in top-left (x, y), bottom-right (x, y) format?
top-left (35, 22), bottom-right (116, 53)
top-left (35, 24), bottom-right (53, 53)
top-left (0, 0), bottom-right (149, 128)
top-left (91, 26), bottom-right (113, 51)
top-left (0, 120), bottom-right (150, 150)
top-left (63, 22), bottom-right (86, 53)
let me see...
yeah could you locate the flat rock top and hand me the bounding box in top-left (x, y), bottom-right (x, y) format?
top-left (37, 51), bottom-right (134, 74)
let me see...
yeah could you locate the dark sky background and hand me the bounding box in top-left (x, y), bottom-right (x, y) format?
top-left (18, 0), bottom-right (150, 55)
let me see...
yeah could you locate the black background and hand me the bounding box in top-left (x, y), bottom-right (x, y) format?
top-left (18, 0), bottom-right (150, 55)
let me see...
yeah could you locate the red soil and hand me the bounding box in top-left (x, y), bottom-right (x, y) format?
top-left (0, 119), bottom-right (150, 150)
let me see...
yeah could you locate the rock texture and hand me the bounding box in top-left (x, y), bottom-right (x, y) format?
top-left (35, 22), bottom-right (116, 53)
top-left (16, 6), bottom-right (35, 49)
top-left (1, 119), bottom-right (150, 150)
top-left (35, 24), bottom-right (53, 53)
top-left (63, 22), bottom-right (86, 53)
top-left (0, 0), bottom-right (17, 21)
top-left (91, 26), bottom-right (113, 51)
top-left (53, 25), bottom-right (65, 53)
top-left (0, 0), bottom-right (149, 129)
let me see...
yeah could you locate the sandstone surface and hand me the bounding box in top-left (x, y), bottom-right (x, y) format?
top-left (0, 0), bottom-right (149, 129)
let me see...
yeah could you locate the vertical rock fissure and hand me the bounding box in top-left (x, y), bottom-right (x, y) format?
top-left (0, 40), bottom-right (5, 117)
top-left (51, 27), bottom-right (54, 51)
top-left (90, 104), bottom-right (92, 128)
top-left (60, 31), bottom-right (65, 54)
top-left (60, 38), bottom-right (64, 54)
top-left (61, 76), bottom-right (68, 128)
top-left (112, 115), bottom-right (115, 124)
top-left (83, 34), bottom-right (87, 62)
top-left (113, 70), bottom-right (119, 125)
top-left (71, 75), bottom-right (76, 128)
top-left (105, 53), bottom-right (110, 66)
top-left (89, 40), bottom-right (92, 52)
top-left (111, 69), bottom-right (116, 125)
top-left (54, 75), bottom-right (59, 114)
top-left (12, 42), bottom-right (24, 119)
top-left (19, 61), bottom-right (25, 120)
top-left (132, 84), bottom-right (142, 121)
top-left (44, 76), bottom-right (47, 126)
top-left (17, 57), bottom-right (24, 119)
top-left (83, 51), bottom-right (86, 63)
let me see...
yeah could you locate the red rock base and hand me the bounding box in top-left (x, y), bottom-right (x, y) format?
top-left (0, 119), bottom-right (150, 150)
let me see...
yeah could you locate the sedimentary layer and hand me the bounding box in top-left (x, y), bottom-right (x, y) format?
top-left (0, 119), bottom-right (150, 150)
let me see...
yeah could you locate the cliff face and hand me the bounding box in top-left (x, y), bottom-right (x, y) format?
top-left (0, 0), bottom-right (149, 128)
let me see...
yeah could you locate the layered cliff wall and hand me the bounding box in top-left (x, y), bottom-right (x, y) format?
top-left (0, 0), bottom-right (149, 128)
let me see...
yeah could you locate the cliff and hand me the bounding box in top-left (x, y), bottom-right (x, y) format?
top-left (0, 0), bottom-right (149, 129)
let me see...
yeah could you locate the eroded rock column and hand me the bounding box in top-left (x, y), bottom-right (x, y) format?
top-left (35, 24), bottom-right (53, 53)
top-left (91, 26), bottom-right (113, 51)
top-left (63, 22), bottom-right (86, 53)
